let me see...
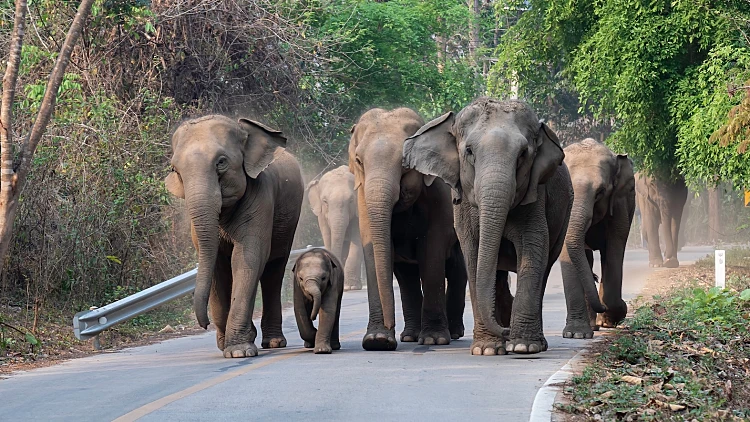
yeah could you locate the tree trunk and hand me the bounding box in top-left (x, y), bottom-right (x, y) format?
top-left (0, 0), bottom-right (96, 279)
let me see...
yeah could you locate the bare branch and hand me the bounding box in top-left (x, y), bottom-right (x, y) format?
top-left (15, 0), bottom-right (96, 194)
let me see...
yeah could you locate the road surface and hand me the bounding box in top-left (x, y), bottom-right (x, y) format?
top-left (0, 247), bottom-right (713, 421)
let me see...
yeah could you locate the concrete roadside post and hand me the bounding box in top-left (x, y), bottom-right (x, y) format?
top-left (715, 250), bottom-right (726, 289)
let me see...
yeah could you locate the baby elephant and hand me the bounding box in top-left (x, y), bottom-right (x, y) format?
top-left (292, 248), bottom-right (344, 354)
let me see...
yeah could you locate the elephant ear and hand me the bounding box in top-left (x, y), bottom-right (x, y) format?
top-left (402, 111), bottom-right (462, 204)
top-left (520, 122), bottom-right (565, 206)
top-left (610, 154), bottom-right (635, 216)
top-left (306, 179), bottom-right (322, 216)
top-left (164, 171), bottom-right (184, 199)
top-left (348, 128), bottom-right (364, 190)
top-left (238, 118), bottom-right (287, 179)
top-left (323, 249), bottom-right (343, 291)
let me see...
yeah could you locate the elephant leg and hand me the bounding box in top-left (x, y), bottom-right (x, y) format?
top-left (259, 257), bottom-right (288, 349)
top-left (417, 243), bottom-right (451, 346)
top-left (344, 227), bottom-right (364, 290)
top-left (598, 243), bottom-right (628, 328)
top-left (642, 201), bottom-right (663, 267)
top-left (662, 213), bottom-right (680, 268)
top-left (331, 292), bottom-right (342, 350)
top-left (225, 244), bottom-right (264, 358)
top-left (456, 207), bottom-right (506, 356)
top-left (210, 254), bottom-right (233, 351)
top-left (313, 292), bottom-right (340, 354)
top-left (446, 251), bottom-right (468, 340)
top-left (506, 229), bottom-right (549, 354)
top-left (560, 244), bottom-right (594, 340)
top-left (495, 270), bottom-right (513, 328)
top-left (294, 281), bottom-right (317, 348)
top-left (586, 249), bottom-right (599, 331)
top-left (394, 262), bottom-right (422, 342)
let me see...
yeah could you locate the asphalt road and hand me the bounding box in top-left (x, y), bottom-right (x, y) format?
top-left (0, 247), bottom-right (714, 421)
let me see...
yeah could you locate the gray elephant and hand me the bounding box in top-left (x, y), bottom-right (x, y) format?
top-left (349, 107), bottom-right (468, 351)
top-left (403, 98), bottom-right (606, 356)
top-left (292, 248), bottom-right (344, 354)
top-left (164, 115), bottom-right (303, 358)
top-left (635, 172), bottom-right (688, 268)
top-left (560, 139), bottom-right (635, 338)
top-left (307, 166), bottom-right (363, 290)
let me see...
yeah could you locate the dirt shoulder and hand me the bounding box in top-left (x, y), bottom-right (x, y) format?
top-left (554, 250), bottom-right (750, 421)
top-left (0, 296), bottom-right (205, 376)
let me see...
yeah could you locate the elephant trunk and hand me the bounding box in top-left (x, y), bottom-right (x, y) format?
top-left (365, 175), bottom-right (398, 330)
top-left (305, 279), bottom-right (322, 321)
top-left (567, 197), bottom-right (607, 313)
top-left (328, 208), bottom-right (349, 263)
top-left (476, 168), bottom-right (514, 339)
top-left (184, 180), bottom-right (222, 329)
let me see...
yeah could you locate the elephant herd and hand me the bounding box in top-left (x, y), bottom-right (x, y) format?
top-left (164, 97), bottom-right (686, 358)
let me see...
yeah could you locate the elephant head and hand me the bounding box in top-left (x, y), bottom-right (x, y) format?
top-left (307, 166), bottom-right (358, 264)
top-left (348, 108), bottom-right (429, 330)
top-left (403, 98), bottom-right (606, 339)
top-left (292, 248), bottom-right (339, 321)
top-left (164, 115), bottom-right (286, 329)
top-left (564, 139), bottom-right (634, 325)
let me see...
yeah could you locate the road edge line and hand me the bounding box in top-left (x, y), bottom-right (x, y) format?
top-left (527, 345), bottom-right (591, 422)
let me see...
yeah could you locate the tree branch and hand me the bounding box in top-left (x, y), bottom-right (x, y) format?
top-left (14, 0), bottom-right (96, 195)
top-left (0, 0), bottom-right (27, 197)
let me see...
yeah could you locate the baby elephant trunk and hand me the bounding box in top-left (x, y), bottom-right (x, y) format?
top-left (304, 279), bottom-right (322, 321)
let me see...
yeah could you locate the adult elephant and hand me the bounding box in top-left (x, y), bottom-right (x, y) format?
top-left (403, 98), bottom-right (606, 356)
top-left (307, 166), bottom-right (364, 291)
top-left (349, 107), bottom-right (467, 351)
top-left (560, 139), bottom-right (635, 338)
top-left (165, 115), bottom-right (303, 358)
top-left (635, 172), bottom-right (688, 268)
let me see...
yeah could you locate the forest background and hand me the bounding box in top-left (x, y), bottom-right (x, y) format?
top-left (0, 0), bottom-right (748, 334)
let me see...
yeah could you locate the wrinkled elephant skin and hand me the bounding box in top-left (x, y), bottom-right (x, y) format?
top-left (404, 98), bottom-right (606, 356)
top-left (635, 172), bottom-right (687, 268)
top-left (164, 115), bottom-right (303, 358)
top-left (561, 139), bottom-right (635, 337)
top-left (307, 166), bottom-right (363, 291)
top-left (292, 248), bottom-right (345, 354)
top-left (348, 107), bottom-right (468, 351)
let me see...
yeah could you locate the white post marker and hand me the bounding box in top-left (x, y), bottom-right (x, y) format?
top-left (715, 249), bottom-right (726, 288)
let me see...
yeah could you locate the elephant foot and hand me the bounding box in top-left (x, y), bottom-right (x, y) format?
top-left (261, 335), bottom-right (287, 349)
top-left (314, 343), bottom-right (333, 354)
top-left (649, 259), bottom-right (664, 268)
top-left (418, 327), bottom-right (451, 346)
top-left (506, 338), bottom-right (545, 354)
top-left (449, 320), bottom-right (465, 340)
top-left (598, 300), bottom-right (627, 328)
top-left (663, 258), bottom-right (679, 268)
top-left (362, 328), bottom-right (397, 351)
top-left (563, 320), bottom-right (594, 339)
top-left (344, 280), bottom-right (363, 291)
top-left (304, 341), bottom-right (314, 349)
top-left (471, 335), bottom-right (507, 356)
top-left (223, 342), bottom-right (258, 358)
top-left (400, 327), bottom-right (420, 342)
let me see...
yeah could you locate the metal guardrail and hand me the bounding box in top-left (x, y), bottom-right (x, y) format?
top-left (73, 246), bottom-right (318, 341)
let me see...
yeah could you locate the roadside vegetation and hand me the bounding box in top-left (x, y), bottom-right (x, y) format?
top-left (556, 249), bottom-right (750, 421)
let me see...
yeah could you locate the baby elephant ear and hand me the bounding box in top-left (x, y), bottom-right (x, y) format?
top-left (520, 122), bottom-right (565, 205)
top-left (238, 118), bottom-right (287, 179)
top-left (402, 111), bottom-right (462, 202)
top-left (306, 179), bottom-right (322, 216)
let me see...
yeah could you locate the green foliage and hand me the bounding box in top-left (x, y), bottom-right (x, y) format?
top-left (489, 0), bottom-right (750, 181)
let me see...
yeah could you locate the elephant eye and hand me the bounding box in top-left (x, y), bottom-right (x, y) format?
top-left (216, 156), bottom-right (229, 172)
top-left (170, 165), bottom-right (178, 174)
top-left (465, 146), bottom-right (473, 156)
top-left (355, 156), bottom-right (363, 166)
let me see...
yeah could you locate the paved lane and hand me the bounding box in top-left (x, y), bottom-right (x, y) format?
top-left (0, 247), bottom-right (713, 421)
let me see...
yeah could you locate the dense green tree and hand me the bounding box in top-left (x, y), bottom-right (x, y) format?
top-left (489, 0), bottom-right (750, 184)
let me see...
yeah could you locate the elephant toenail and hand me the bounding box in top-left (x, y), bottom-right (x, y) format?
top-left (423, 337), bottom-right (435, 345)
top-left (437, 337), bottom-right (449, 345)
top-left (483, 347), bottom-right (496, 356)
top-left (529, 344), bottom-right (540, 353)
top-left (472, 347), bottom-right (482, 355)
top-left (573, 332), bottom-right (584, 339)
top-left (515, 344), bottom-right (527, 353)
